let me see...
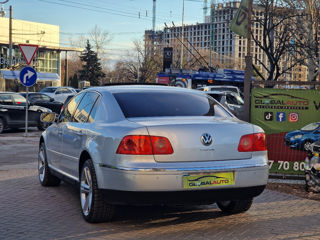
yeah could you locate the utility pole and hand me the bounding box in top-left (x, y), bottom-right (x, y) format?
top-left (152, 0), bottom-right (156, 56)
top-left (243, 0), bottom-right (253, 122)
top-left (64, 51), bottom-right (68, 86)
top-left (180, 0), bottom-right (185, 70)
top-left (209, 3), bottom-right (214, 69)
top-left (8, 5), bottom-right (12, 68)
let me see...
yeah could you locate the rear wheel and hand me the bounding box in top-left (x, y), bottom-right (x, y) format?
top-left (0, 118), bottom-right (4, 134)
top-left (217, 198), bottom-right (253, 214)
top-left (80, 159), bottom-right (115, 223)
top-left (38, 142), bottom-right (61, 186)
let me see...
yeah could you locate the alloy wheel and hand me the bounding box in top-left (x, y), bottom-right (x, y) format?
top-left (80, 166), bottom-right (93, 216)
top-left (38, 146), bottom-right (46, 182)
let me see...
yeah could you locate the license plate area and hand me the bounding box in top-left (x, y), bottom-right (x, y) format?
top-left (183, 172), bottom-right (235, 189)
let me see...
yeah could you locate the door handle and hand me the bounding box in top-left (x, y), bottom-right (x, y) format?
top-left (58, 130), bottom-right (62, 135)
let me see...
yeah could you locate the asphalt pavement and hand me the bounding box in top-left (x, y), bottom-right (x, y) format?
top-left (1, 129), bottom-right (320, 240)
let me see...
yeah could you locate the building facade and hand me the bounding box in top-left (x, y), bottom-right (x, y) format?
top-left (0, 16), bottom-right (81, 91)
top-left (145, 1), bottom-right (307, 82)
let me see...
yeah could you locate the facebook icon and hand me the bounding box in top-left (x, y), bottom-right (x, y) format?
top-left (276, 112), bottom-right (286, 122)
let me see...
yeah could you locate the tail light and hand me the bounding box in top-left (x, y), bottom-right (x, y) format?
top-left (238, 133), bottom-right (267, 152)
top-left (116, 135), bottom-right (173, 155)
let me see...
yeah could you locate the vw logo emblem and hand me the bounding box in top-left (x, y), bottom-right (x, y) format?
top-left (201, 133), bottom-right (212, 146)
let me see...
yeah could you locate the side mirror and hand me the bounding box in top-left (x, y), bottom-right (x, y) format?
top-left (40, 112), bottom-right (57, 123)
top-left (50, 97), bottom-right (54, 102)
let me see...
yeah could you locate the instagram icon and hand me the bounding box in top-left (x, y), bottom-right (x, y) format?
top-left (289, 113), bottom-right (299, 122)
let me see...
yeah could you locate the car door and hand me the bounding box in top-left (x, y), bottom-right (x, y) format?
top-left (46, 93), bottom-right (85, 171)
top-left (5, 94), bottom-right (27, 126)
top-left (61, 91), bottom-right (100, 178)
top-left (12, 94), bottom-right (41, 126)
top-left (0, 94), bottom-right (18, 126)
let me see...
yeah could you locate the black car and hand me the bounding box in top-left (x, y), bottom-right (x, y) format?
top-left (0, 92), bottom-right (51, 134)
top-left (20, 92), bottom-right (63, 114)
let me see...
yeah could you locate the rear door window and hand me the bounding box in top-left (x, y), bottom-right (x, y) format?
top-left (113, 91), bottom-right (231, 118)
top-left (73, 92), bottom-right (99, 123)
top-left (61, 93), bottom-right (85, 122)
top-left (12, 94), bottom-right (27, 106)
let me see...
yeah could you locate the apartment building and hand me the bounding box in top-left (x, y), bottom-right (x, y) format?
top-left (145, 1), bottom-right (307, 82)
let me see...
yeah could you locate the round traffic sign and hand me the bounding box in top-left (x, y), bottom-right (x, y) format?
top-left (19, 66), bottom-right (37, 87)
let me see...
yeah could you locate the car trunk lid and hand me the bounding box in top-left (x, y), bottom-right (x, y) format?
top-left (128, 117), bottom-right (253, 162)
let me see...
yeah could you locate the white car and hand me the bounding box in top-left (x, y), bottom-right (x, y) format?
top-left (39, 85), bottom-right (268, 222)
top-left (198, 85), bottom-right (241, 96)
top-left (40, 87), bottom-right (76, 103)
top-left (206, 90), bottom-right (244, 120)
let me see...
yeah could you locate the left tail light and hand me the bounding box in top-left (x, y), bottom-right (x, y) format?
top-left (238, 133), bottom-right (267, 152)
top-left (116, 135), bottom-right (173, 155)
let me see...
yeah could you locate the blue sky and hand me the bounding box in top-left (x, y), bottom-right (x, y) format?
top-left (5, 0), bottom-right (210, 61)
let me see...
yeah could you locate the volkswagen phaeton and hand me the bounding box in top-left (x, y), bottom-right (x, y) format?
top-left (38, 85), bottom-right (268, 222)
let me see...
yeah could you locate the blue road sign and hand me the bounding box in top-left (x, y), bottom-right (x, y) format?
top-left (19, 66), bottom-right (37, 87)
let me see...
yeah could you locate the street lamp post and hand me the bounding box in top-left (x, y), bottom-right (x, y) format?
top-left (180, 0), bottom-right (185, 70)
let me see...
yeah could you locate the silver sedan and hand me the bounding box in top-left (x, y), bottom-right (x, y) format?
top-left (38, 85), bottom-right (268, 223)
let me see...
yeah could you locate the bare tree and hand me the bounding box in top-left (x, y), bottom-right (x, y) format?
top-left (251, 0), bottom-right (304, 81)
top-left (89, 25), bottom-right (112, 58)
top-left (283, 0), bottom-right (320, 81)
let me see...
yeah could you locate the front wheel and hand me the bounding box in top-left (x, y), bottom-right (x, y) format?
top-left (38, 142), bottom-right (61, 186)
top-left (80, 159), bottom-right (115, 223)
top-left (217, 198), bottom-right (253, 214)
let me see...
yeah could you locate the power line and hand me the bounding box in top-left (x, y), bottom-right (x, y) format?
top-left (37, 0), bottom-right (171, 23)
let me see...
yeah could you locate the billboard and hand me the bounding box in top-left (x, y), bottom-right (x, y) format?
top-left (251, 88), bottom-right (320, 175)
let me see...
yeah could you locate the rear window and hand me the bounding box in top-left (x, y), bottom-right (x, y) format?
top-left (113, 91), bottom-right (232, 118)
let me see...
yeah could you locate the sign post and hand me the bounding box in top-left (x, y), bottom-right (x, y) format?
top-left (18, 44), bottom-right (38, 137)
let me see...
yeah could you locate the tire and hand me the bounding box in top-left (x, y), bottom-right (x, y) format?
top-left (0, 118), bottom-right (5, 134)
top-left (38, 142), bottom-right (61, 186)
top-left (217, 198), bottom-right (253, 214)
top-left (80, 159), bottom-right (115, 223)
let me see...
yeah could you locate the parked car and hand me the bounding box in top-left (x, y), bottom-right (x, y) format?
top-left (39, 85), bottom-right (268, 222)
top-left (40, 87), bottom-right (77, 103)
top-left (285, 122), bottom-right (320, 150)
top-left (0, 92), bottom-right (51, 134)
top-left (205, 90), bottom-right (244, 120)
top-left (19, 92), bottom-right (63, 114)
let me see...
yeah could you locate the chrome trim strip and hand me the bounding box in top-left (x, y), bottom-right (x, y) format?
top-left (47, 148), bottom-right (78, 160)
top-left (48, 164), bottom-right (79, 182)
top-left (98, 162), bottom-right (267, 172)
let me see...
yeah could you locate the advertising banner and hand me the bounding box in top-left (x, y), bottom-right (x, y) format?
top-left (251, 88), bottom-right (320, 175)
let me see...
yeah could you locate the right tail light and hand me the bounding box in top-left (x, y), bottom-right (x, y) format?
top-left (238, 133), bottom-right (267, 152)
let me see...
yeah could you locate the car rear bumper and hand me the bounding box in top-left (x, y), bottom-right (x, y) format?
top-left (100, 185), bottom-right (266, 205)
top-left (95, 163), bottom-right (269, 193)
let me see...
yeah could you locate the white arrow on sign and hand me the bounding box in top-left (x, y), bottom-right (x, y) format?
top-left (18, 44), bottom-right (38, 65)
top-left (23, 70), bottom-right (35, 84)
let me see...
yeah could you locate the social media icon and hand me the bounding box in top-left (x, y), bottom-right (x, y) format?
top-left (264, 112), bottom-right (273, 121)
top-left (276, 112), bottom-right (286, 122)
top-left (289, 113), bottom-right (299, 122)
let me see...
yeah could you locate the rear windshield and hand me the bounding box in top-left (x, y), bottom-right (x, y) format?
top-left (113, 91), bottom-right (232, 118)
